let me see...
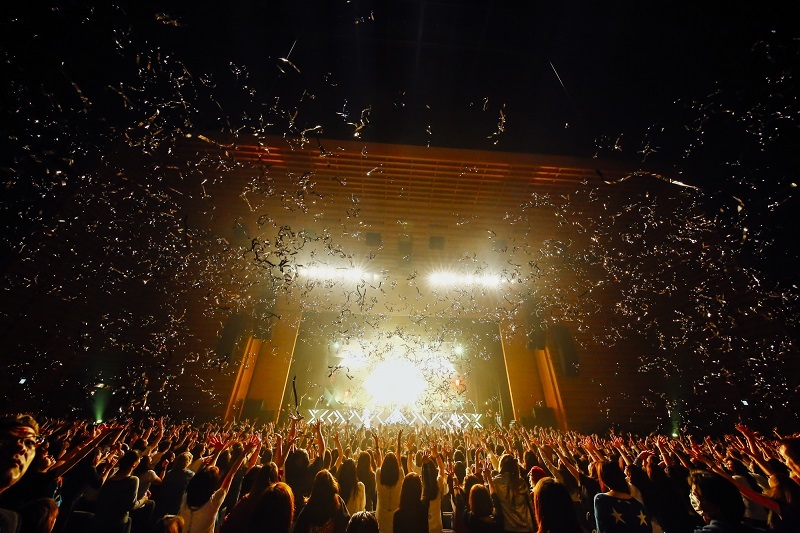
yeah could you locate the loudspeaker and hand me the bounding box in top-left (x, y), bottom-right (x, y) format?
top-left (242, 398), bottom-right (264, 420)
top-left (217, 313), bottom-right (245, 363)
top-left (527, 309), bottom-right (547, 350)
top-left (528, 326), bottom-right (546, 351)
top-left (531, 406), bottom-right (556, 428)
top-left (429, 236), bottom-right (445, 250)
top-left (550, 325), bottom-right (579, 376)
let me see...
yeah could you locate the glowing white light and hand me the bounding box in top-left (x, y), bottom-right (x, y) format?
top-left (420, 355), bottom-right (455, 374)
top-left (298, 265), bottom-right (369, 282)
top-left (427, 270), bottom-right (503, 288)
top-left (18, 378), bottom-right (26, 385)
top-left (454, 345), bottom-right (464, 355)
top-left (339, 348), bottom-right (368, 370)
top-left (365, 359), bottom-right (426, 407)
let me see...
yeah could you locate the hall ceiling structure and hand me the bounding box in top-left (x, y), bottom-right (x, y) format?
top-left (190, 136), bottom-right (639, 319)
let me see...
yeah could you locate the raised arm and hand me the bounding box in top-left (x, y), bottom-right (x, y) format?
top-left (333, 430), bottom-right (344, 470)
top-left (611, 437), bottom-right (633, 466)
top-left (432, 441), bottom-right (446, 475)
top-left (50, 425), bottom-right (120, 478)
top-left (552, 445), bottom-right (583, 486)
top-left (221, 438), bottom-right (257, 492)
top-left (143, 418), bottom-right (165, 455)
top-left (654, 435), bottom-right (674, 467)
top-left (372, 430), bottom-right (383, 466)
top-left (397, 429), bottom-right (404, 474)
top-left (689, 447), bottom-right (780, 515)
top-left (314, 420), bottom-right (326, 461)
top-left (246, 433), bottom-right (263, 470)
top-left (581, 437), bottom-right (604, 463)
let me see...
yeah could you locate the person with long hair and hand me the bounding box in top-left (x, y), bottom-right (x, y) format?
top-left (593, 460), bottom-right (652, 533)
top-left (249, 482), bottom-right (294, 533)
top-left (393, 472), bottom-right (428, 533)
top-left (533, 478), bottom-right (585, 533)
top-left (463, 470), bottom-right (503, 533)
top-left (293, 469), bottom-right (350, 533)
top-left (422, 453), bottom-right (447, 533)
top-left (220, 462), bottom-right (279, 533)
top-left (725, 457), bottom-right (769, 528)
top-left (375, 430), bottom-right (405, 533)
top-left (155, 452), bottom-right (195, 521)
top-left (178, 438), bottom-right (256, 533)
top-left (285, 420), bottom-right (326, 517)
top-left (493, 455), bottom-right (534, 533)
top-left (687, 470), bottom-right (768, 533)
top-left (356, 451), bottom-right (376, 512)
top-left (338, 458), bottom-right (366, 514)
top-left (691, 441), bottom-right (800, 532)
top-left (90, 450), bottom-right (148, 532)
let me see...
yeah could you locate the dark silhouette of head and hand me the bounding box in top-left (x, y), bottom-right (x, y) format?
top-left (598, 460), bottom-right (629, 494)
top-left (380, 452), bottom-right (399, 487)
top-left (399, 472), bottom-right (422, 510)
top-left (533, 477), bottom-right (584, 533)
top-left (252, 482), bottom-right (294, 533)
top-left (346, 510), bottom-right (379, 533)
top-left (689, 470), bottom-right (745, 524)
top-left (469, 483), bottom-right (493, 519)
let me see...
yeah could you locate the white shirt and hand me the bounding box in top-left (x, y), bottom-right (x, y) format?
top-left (345, 481), bottom-right (366, 514)
top-left (178, 487), bottom-right (227, 533)
top-left (376, 467), bottom-right (403, 533)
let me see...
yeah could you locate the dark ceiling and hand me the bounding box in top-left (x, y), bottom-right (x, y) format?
top-left (167, 0), bottom-right (797, 157)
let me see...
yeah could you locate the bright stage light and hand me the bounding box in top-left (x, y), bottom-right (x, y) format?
top-left (427, 270), bottom-right (503, 288)
top-left (339, 348), bottom-right (369, 370)
top-left (298, 265), bottom-right (369, 282)
top-left (365, 359), bottom-right (426, 407)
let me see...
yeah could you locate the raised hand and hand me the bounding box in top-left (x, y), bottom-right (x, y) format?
top-left (245, 433), bottom-right (261, 452)
top-left (208, 434), bottom-right (227, 453)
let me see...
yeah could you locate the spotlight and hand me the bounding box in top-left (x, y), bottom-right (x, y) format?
top-left (365, 359), bottom-right (426, 407)
top-left (427, 270), bottom-right (503, 288)
top-left (299, 265), bottom-right (369, 282)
